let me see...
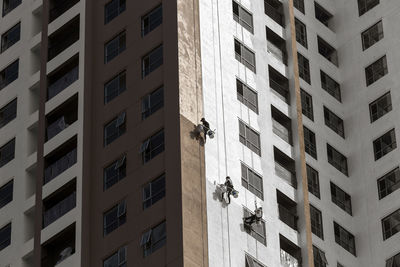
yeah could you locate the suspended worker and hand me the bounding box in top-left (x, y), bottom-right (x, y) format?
top-left (200, 118), bottom-right (210, 142)
top-left (222, 176), bottom-right (234, 204)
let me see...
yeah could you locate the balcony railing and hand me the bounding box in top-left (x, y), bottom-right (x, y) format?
top-left (273, 119), bottom-right (291, 144)
top-left (278, 204), bottom-right (298, 230)
top-left (280, 249), bottom-right (299, 267)
top-left (44, 148), bottom-right (77, 184)
top-left (268, 42), bottom-right (287, 65)
top-left (47, 116), bottom-right (69, 140)
top-left (43, 192), bottom-right (76, 228)
top-left (275, 162), bottom-right (297, 188)
top-left (48, 66), bottom-right (78, 100)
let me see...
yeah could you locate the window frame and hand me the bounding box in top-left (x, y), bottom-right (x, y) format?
top-left (0, 138), bottom-right (15, 168)
top-left (141, 129), bottom-right (165, 163)
top-left (310, 204), bottom-right (324, 240)
top-left (236, 79), bottom-right (258, 114)
top-left (141, 220), bottom-right (167, 257)
top-left (373, 128), bottom-right (397, 161)
top-left (142, 45), bottom-right (163, 78)
top-left (141, 4), bottom-right (163, 37)
top-left (232, 1), bottom-right (254, 33)
top-left (0, 180), bottom-right (13, 209)
top-left (327, 144), bottom-right (348, 176)
top-left (2, 0), bottom-right (21, 17)
top-left (297, 52), bottom-right (310, 84)
top-left (234, 39), bottom-right (256, 73)
top-left (243, 208), bottom-right (266, 245)
top-left (104, 112), bottom-right (126, 146)
top-left (358, 0), bottom-right (380, 16)
top-left (142, 86), bottom-right (164, 119)
top-left (369, 91), bottom-right (392, 123)
top-left (104, 31), bottom-right (126, 64)
top-left (365, 55), bottom-right (388, 86)
top-left (103, 154), bottom-right (126, 191)
top-left (104, 0), bottom-right (126, 24)
top-left (239, 120), bottom-right (261, 156)
top-left (0, 59), bottom-right (19, 90)
top-left (330, 182), bottom-right (352, 215)
top-left (362, 20), bottom-right (383, 50)
top-left (378, 167), bottom-right (400, 200)
top-left (304, 126), bottom-right (317, 159)
top-left (382, 208), bottom-right (400, 240)
top-left (333, 222), bottom-right (356, 256)
top-left (307, 164), bottom-right (320, 199)
top-left (320, 70), bottom-right (341, 102)
top-left (143, 174), bottom-right (166, 209)
top-left (293, 0), bottom-right (305, 14)
top-left (313, 245), bottom-right (328, 267)
top-left (241, 162), bottom-right (263, 200)
top-left (0, 98), bottom-right (17, 129)
top-left (295, 18), bottom-right (307, 48)
top-left (103, 246), bottom-right (127, 267)
top-left (301, 89), bottom-right (313, 121)
top-left (324, 106), bottom-right (345, 138)
top-left (104, 70), bottom-right (126, 104)
top-left (103, 200), bottom-right (127, 236)
top-left (1, 22), bottom-right (20, 53)
top-left (0, 223), bottom-right (11, 251)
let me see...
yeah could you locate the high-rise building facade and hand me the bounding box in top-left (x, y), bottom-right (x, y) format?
top-left (0, 0), bottom-right (399, 266)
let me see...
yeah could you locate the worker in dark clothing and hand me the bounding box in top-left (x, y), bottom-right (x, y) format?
top-left (223, 176), bottom-right (234, 204)
top-left (244, 207), bottom-right (263, 225)
top-left (200, 118), bottom-right (210, 142)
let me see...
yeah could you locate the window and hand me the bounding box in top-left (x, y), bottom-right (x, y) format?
top-left (334, 222), bottom-right (356, 256)
top-left (103, 246), bottom-right (126, 267)
top-left (141, 129), bottom-right (165, 163)
top-left (245, 254), bottom-right (266, 267)
top-left (337, 263), bottom-right (345, 267)
top-left (327, 144), bottom-right (348, 176)
top-left (104, 112), bottom-right (126, 146)
top-left (313, 246), bottom-right (328, 267)
top-left (317, 36), bottom-right (338, 66)
top-left (310, 204), bottom-right (324, 239)
top-left (142, 45), bottom-right (163, 78)
top-left (295, 18), bottom-right (307, 48)
top-left (2, 0), bottom-right (21, 16)
top-left (239, 120), bottom-right (261, 156)
top-left (142, 86), bottom-right (164, 119)
top-left (143, 174), bottom-right (165, 209)
top-left (104, 155), bottom-right (126, 190)
top-left (141, 221), bottom-right (166, 257)
top-left (0, 223), bottom-right (11, 251)
top-left (320, 70), bottom-right (341, 101)
top-left (103, 200), bottom-right (126, 235)
top-left (307, 164), bottom-right (320, 198)
top-left (365, 56), bottom-right (388, 86)
top-left (237, 79), bottom-right (258, 113)
top-left (264, 0), bottom-right (284, 26)
top-left (293, 0), bottom-right (304, 13)
top-left (0, 138), bottom-right (15, 168)
top-left (378, 167), bottom-right (400, 200)
top-left (243, 208), bottom-right (266, 245)
top-left (331, 182), bottom-right (352, 215)
top-left (104, 71), bottom-right (126, 104)
top-left (362, 20), bottom-right (383, 50)
top-left (304, 126), bottom-right (317, 159)
top-left (0, 180), bottom-right (12, 209)
top-left (142, 5), bottom-right (162, 37)
top-left (324, 107), bottom-right (345, 138)
top-left (358, 0), bottom-right (379, 16)
top-left (234, 39), bottom-right (256, 73)
top-left (386, 252), bottom-right (400, 267)
top-left (49, 0), bottom-right (80, 22)
top-left (0, 59), bottom-right (18, 90)
top-left (297, 53), bottom-right (310, 84)
top-left (370, 92), bottom-right (392, 123)
top-left (266, 26), bottom-right (288, 65)
top-left (301, 89), bottom-right (313, 121)
top-left (373, 129), bottom-right (397, 160)
top-left (1, 22), bottom-right (20, 53)
top-left (104, 0), bottom-right (126, 24)
top-left (315, 2), bottom-right (333, 29)
top-left (271, 105), bottom-right (292, 145)
top-left (0, 98), bottom-right (17, 129)
top-left (382, 208), bottom-right (400, 240)
top-left (233, 1), bottom-right (253, 33)
top-left (104, 31), bottom-right (126, 63)
top-left (277, 190), bottom-right (298, 230)
top-left (241, 163), bottom-right (263, 199)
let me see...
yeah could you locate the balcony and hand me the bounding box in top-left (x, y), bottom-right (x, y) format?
top-left (46, 94), bottom-right (78, 140)
top-left (272, 106), bottom-right (292, 145)
top-left (41, 223), bottom-right (75, 267)
top-left (264, 0), bottom-right (284, 26)
top-left (43, 180), bottom-right (76, 228)
top-left (48, 16), bottom-right (80, 61)
top-left (269, 65), bottom-right (289, 104)
top-left (47, 55), bottom-right (79, 100)
top-left (315, 2), bottom-right (333, 30)
top-left (44, 137), bottom-right (77, 184)
top-left (277, 190), bottom-right (298, 230)
top-left (280, 235), bottom-right (302, 267)
top-left (267, 27), bottom-right (287, 65)
top-left (274, 147), bottom-right (297, 188)
top-left (49, 0), bottom-right (80, 22)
